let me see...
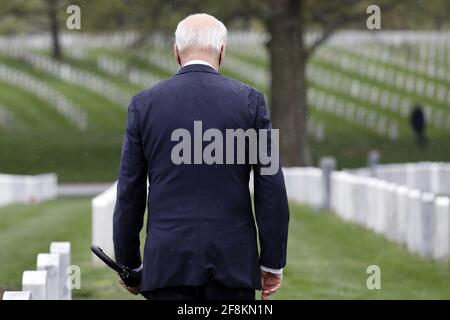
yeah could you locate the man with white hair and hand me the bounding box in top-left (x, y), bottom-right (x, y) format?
top-left (113, 13), bottom-right (289, 300)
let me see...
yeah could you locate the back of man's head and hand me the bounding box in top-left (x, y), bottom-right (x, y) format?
top-left (175, 13), bottom-right (227, 54)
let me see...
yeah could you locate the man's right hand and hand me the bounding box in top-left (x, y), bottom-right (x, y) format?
top-left (119, 278), bottom-right (141, 295)
top-left (261, 271), bottom-right (283, 300)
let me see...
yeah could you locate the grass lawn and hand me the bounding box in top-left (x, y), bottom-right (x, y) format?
top-left (2, 46), bottom-right (450, 182)
top-left (0, 130), bottom-right (123, 182)
top-left (0, 198), bottom-right (449, 300)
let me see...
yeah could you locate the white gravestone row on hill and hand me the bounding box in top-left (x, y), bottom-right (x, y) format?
top-left (351, 44), bottom-right (450, 91)
top-left (137, 51), bottom-right (178, 75)
top-left (327, 31), bottom-right (450, 77)
top-left (0, 64), bottom-right (87, 130)
top-left (0, 173), bottom-right (57, 207)
top-left (222, 55), bottom-right (269, 89)
top-left (0, 32), bottom-right (138, 51)
top-left (307, 86), bottom-right (399, 140)
top-left (2, 242), bottom-right (71, 300)
top-left (308, 64), bottom-right (408, 120)
top-left (96, 56), bottom-right (160, 88)
top-left (314, 49), bottom-right (450, 131)
top-left (0, 47), bottom-right (130, 108)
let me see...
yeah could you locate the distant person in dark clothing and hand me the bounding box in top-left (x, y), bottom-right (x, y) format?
top-left (410, 104), bottom-right (427, 147)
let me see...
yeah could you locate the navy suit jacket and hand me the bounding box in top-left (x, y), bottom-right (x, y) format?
top-left (113, 64), bottom-right (289, 291)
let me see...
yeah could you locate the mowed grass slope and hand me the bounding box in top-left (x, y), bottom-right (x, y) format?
top-left (1, 42), bottom-right (450, 182)
top-left (0, 198), bottom-right (448, 300)
top-left (0, 53), bottom-right (129, 182)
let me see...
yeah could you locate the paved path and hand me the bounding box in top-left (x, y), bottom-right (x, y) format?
top-left (58, 183), bottom-right (113, 197)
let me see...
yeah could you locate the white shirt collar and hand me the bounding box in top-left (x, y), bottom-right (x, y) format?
top-left (183, 59), bottom-right (214, 69)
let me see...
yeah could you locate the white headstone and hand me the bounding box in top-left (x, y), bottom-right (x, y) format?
top-left (395, 186), bottom-right (409, 245)
top-left (50, 242), bottom-right (71, 300)
top-left (432, 197), bottom-right (449, 261)
top-left (92, 183), bottom-right (117, 265)
top-left (319, 157), bottom-right (336, 211)
top-left (377, 180), bottom-right (389, 234)
top-left (37, 253), bottom-right (61, 300)
top-left (383, 183), bottom-right (397, 241)
top-left (365, 178), bottom-right (378, 231)
top-left (2, 291), bottom-right (32, 300)
top-left (368, 150), bottom-right (380, 177)
top-left (406, 189), bottom-right (422, 254)
top-left (352, 177), bottom-right (367, 226)
top-left (419, 193), bottom-right (435, 258)
top-left (22, 271), bottom-right (47, 300)
top-left (415, 163), bottom-right (431, 192)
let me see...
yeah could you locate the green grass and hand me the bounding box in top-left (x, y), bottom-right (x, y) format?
top-left (2, 44), bottom-right (450, 181)
top-left (0, 53), bottom-right (127, 182)
top-left (1, 198), bottom-right (448, 300)
top-left (281, 202), bottom-right (450, 299)
top-left (0, 130), bottom-right (123, 182)
top-left (0, 81), bottom-right (75, 131)
top-left (0, 197), bottom-right (137, 300)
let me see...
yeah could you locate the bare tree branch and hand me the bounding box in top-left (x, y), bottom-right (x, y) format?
top-left (305, 28), bottom-right (335, 60)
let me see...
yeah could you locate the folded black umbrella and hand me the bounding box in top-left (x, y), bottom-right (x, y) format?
top-left (90, 245), bottom-right (141, 288)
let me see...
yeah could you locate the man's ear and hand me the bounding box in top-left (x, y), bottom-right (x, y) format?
top-left (219, 45), bottom-right (225, 66)
top-left (174, 45), bottom-right (181, 66)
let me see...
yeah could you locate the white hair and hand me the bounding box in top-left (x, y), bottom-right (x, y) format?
top-left (175, 13), bottom-right (227, 53)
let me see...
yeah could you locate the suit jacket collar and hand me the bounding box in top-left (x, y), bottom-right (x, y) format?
top-left (176, 64), bottom-right (219, 76)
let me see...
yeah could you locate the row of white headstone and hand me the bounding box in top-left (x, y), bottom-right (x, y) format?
top-left (222, 54), bottom-right (269, 89)
top-left (349, 44), bottom-right (450, 86)
top-left (283, 167), bottom-right (325, 209)
top-left (307, 86), bottom-right (399, 140)
top-left (308, 62), bottom-right (412, 115)
top-left (0, 104), bottom-right (14, 129)
top-left (308, 62), bottom-right (450, 133)
top-left (347, 162), bottom-right (450, 195)
top-left (327, 30), bottom-right (450, 49)
top-left (330, 171), bottom-right (449, 260)
top-left (96, 55), bottom-right (160, 88)
top-left (306, 118), bottom-right (326, 141)
top-left (333, 45), bottom-right (450, 105)
top-left (91, 167), bottom-right (327, 264)
top-left (137, 50), bottom-right (178, 75)
top-left (2, 242), bottom-right (72, 300)
top-left (308, 53), bottom-right (450, 131)
top-left (0, 63), bottom-right (87, 130)
top-left (0, 173), bottom-right (57, 207)
top-left (0, 47), bottom-right (131, 108)
top-left (0, 32), bottom-right (138, 51)
top-left (90, 162), bottom-right (450, 267)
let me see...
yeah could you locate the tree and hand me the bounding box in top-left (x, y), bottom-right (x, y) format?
top-left (206, 0), bottom-right (410, 166)
top-left (0, 0), bottom-right (72, 60)
top-left (46, 0), bottom-right (62, 60)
